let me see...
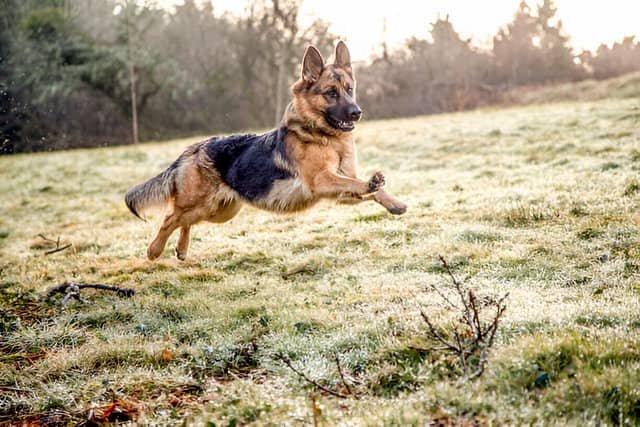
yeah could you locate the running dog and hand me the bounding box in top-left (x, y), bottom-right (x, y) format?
top-left (125, 41), bottom-right (407, 260)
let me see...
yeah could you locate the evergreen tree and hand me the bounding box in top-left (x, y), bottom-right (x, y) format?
top-left (589, 37), bottom-right (640, 79)
top-left (536, 0), bottom-right (580, 81)
top-left (492, 0), bottom-right (578, 85)
top-left (493, 1), bottom-right (541, 85)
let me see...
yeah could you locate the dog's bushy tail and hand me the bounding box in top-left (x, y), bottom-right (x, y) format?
top-left (125, 163), bottom-right (178, 220)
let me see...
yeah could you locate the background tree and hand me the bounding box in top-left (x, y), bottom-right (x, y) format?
top-left (232, 0), bottom-right (334, 127)
top-left (77, 0), bottom-right (165, 143)
top-left (492, 1), bottom-right (542, 85)
top-left (492, 0), bottom-right (579, 85)
top-left (3, 0), bottom-right (94, 152)
top-left (358, 17), bottom-right (493, 118)
top-left (3, 0), bottom-right (640, 154)
top-left (535, 0), bottom-right (582, 82)
top-left (588, 37), bottom-right (640, 80)
top-left (0, 0), bottom-right (24, 153)
top-left (150, 0), bottom-right (241, 134)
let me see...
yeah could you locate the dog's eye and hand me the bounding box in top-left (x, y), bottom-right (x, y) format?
top-left (325, 89), bottom-right (338, 99)
top-left (346, 87), bottom-right (353, 96)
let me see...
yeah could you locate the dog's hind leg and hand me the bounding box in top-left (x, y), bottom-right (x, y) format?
top-left (147, 210), bottom-right (182, 260)
top-left (149, 208), bottom-right (206, 260)
top-left (175, 226), bottom-right (191, 261)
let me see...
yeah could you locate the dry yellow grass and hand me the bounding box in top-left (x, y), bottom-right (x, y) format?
top-left (1, 96), bottom-right (639, 425)
top-left (503, 71), bottom-right (640, 105)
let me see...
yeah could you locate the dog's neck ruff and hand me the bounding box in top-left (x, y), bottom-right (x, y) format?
top-left (282, 103), bottom-right (338, 144)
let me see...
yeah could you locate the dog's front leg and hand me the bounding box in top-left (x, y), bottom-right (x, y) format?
top-left (336, 191), bottom-right (365, 205)
top-left (313, 170), bottom-right (385, 198)
top-left (372, 189), bottom-right (407, 215)
top-left (337, 189), bottom-right (407, 215)
top-left (335, 156), bottom-right (405, 213)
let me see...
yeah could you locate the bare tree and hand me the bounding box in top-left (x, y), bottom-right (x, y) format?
top-left (124, 1), bottom-right (139, 144)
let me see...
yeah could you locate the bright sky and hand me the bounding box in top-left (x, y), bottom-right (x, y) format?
top-left (160, 0), bottom-right (640, 61)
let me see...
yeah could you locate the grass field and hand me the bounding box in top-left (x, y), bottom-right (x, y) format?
top-left (1, 94), bottom-right (640, 425)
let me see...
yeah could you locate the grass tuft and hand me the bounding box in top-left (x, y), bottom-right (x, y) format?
top-left (455, 229), bottom-right (503, 244)
top-left (576, 226), bottom-right (604, 240)
top-left (498, 202), bottom-right (560, 227)
top-left (600, 162), bottom-right (621, 171)
top-left (623, 179), bottom-right (640, 196)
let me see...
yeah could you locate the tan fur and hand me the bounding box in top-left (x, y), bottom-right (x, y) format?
top-left (130, 42), bottom-right (407, 260)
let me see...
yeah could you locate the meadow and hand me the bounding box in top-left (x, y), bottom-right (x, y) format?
top-left (1, 92), bottom-right (639, 424)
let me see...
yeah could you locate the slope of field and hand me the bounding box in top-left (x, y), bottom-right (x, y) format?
top-left (1, 97), bottom-right (639, 425)
top-left (503, 71), bottom-right (640, 106)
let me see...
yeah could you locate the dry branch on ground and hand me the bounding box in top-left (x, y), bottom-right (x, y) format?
top-left (46, 281), bottom-right (136, 307)
top-left (419, 255), bottom-right (508, 380)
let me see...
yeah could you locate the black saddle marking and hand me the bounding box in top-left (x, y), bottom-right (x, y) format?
top-left (205, 127), bottom-right (292, 201)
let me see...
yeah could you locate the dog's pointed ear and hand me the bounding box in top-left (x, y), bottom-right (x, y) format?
top-left (334, 41), bottom-right (352, 71)
top-left (301, 45), bottom-right (324, 83)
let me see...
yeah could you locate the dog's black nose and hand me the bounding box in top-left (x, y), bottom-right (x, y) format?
top-left (349, 106), bottom-right (362, 121)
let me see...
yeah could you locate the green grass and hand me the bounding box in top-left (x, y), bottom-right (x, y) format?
top-left (1, 95), bottom-right (640, 425)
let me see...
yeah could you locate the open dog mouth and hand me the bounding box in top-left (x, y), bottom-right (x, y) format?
top-left (325, 114), bottom-right (355, 132)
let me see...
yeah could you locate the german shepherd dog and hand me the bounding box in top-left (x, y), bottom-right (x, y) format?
top-left (125, 41), bottom-right (407, 260)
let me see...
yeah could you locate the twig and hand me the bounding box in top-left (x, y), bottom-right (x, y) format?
top-left (469, 290), bottom-right (482, 337)
top-left (47, 282), bottom-right (136, 298)
top-left (37, 233), bottom-right (57, 243)
top-left (46, 281), bottom-right (135, 307)
top-left (282, 264), bottom-right (317, 278)
top-left (419, 310), bottom-right (459, 353)
top-left (276, 353), bottom-right (348, 399)
top-left (45, 243), bottom-right (72, 255)
top-left (438, 255), bottom-right (473, 318)
top-left (38, 233), bottom-right (73, 255)
top-left (334, 353), bottom-right (353, 396)
top-left (60, 284), bottom-right (87, 307)
top-left (0, 386), bottom-right (32, 393)
top-left (427, 283), bottom-right (459, 310)
top-left (311, 394), bottom-right (319, 427)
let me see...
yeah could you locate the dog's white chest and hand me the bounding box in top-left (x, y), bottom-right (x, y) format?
top-left (255, 177), bottom-right (316, 212)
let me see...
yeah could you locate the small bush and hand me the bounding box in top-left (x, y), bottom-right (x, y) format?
top-left (623, 179), bottom-right (640, 196)
top-left (419, 256), bottom-right (508, 380)
top-left (577, 227), bottom-right (604, 240)
top-left (190, 340), bottom-right (260, 380)
top-left (600, 162), bottom-right (621, 171)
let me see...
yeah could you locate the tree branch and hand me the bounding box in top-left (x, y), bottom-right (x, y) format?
top-left (47, 281), bottom-right (136, 300)
top-left (334, 353), bottom-right (353, 396)
top-left (276, 353), bottom-right (348, 399)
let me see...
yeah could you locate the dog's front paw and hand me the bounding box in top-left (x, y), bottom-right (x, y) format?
top-left (387, 200), bottom-right (407, 215)
top-left (368, 171), bottom-right (386, 193)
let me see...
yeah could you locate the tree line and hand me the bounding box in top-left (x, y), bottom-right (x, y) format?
top-left (1, 0), bottom-right (639, 153)
top-left (358, 1), bottom-right (640, 119)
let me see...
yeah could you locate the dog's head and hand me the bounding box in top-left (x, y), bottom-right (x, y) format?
top-left (291, 41), bottom-right (361, 133)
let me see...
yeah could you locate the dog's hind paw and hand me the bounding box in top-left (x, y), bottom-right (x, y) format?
top-left (368, 171), bottom-right (386, 193)
top-left (147, 246), bottom-right (162, 261)
top-left (174, 248), bottom-right (187, 261)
